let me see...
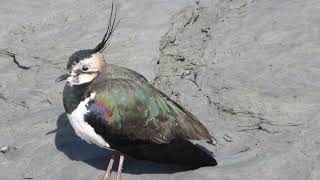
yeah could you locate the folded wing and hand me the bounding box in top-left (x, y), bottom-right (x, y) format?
top-left (89, 78), bottom-right (213, 144)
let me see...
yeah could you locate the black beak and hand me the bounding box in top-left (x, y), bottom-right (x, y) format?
top-left (55, 73), bottom-right (70, 82)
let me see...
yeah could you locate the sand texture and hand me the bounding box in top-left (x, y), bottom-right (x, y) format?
top-left (0, 0), bottom-right (319, 179)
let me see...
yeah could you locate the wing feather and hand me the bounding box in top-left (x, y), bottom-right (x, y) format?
top-left (91, 78), bottom-right (213, 144)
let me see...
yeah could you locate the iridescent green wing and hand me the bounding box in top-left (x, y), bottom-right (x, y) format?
top-left (93, 78), bottom-right (213, 144)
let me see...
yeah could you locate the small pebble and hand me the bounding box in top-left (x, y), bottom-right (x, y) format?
top-left (201, 26), bottom-right (210, 33)
top-left (176, 55), bottom-right (185, 61)
top-left (1, 146), bottom-right (17, 153)
top-left (1, 146), bottom-right (9, 153)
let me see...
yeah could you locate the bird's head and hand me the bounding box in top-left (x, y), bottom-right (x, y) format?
top-left (56, 2), bottom-right (119, 86)
top-left (61, 49), bottom-right (106, 85)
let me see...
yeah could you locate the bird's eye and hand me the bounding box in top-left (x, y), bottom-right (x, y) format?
top-left (82, 66), bottom-right (89, 71)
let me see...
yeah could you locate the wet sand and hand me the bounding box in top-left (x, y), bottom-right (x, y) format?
top-left (0, 0), bottom-right (319, 179)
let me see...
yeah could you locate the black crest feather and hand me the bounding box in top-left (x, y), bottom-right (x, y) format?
top-left (93, 1), bottom-right (120, 53)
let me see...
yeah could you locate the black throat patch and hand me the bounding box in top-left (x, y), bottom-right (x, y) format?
top-left (63, 83), bottom-right (91, 114)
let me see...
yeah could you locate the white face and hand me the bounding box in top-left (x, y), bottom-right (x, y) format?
top-left (67, 53), bottom-right (105, 85)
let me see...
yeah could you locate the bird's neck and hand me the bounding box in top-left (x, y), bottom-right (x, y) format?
top-left (63, 83), bottom-right (91, 114)
top-left (62, 66), bottom-right (107, 114)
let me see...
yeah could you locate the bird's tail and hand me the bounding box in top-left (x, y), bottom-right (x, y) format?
top-left (193, 144), bottom-right (217, 167)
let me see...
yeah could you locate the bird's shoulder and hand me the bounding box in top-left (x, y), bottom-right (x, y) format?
top-left (102, 64), bottom-right (148, 82)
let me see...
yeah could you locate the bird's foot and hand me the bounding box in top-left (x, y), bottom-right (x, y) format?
top-left (116, 154), bottom-right (124, 180)
top-left (102, 154), bottom-right (125, 180)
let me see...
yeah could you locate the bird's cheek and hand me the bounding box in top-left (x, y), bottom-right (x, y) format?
top-left (67, 75), bottom-right (79, 85)
top-left (78, 73), bottom-right (98, 84)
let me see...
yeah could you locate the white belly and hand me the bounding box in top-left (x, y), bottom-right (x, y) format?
top-left (67, 95), bottom-right (110, 148)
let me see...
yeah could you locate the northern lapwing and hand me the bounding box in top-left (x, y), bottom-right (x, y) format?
top-left (56, 2), bottom-right (217, 180)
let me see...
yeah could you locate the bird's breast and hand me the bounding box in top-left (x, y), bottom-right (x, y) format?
top-left (67, 95), bottom-right (110, 148)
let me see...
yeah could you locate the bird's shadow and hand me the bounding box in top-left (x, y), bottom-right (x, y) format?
top-left (52, 113), bottom-right (189, 174)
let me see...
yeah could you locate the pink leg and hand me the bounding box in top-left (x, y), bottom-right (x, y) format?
top-left (116, 154), bottom-right (125, 180)
top-left (102, 154), bottom-right (115, 180)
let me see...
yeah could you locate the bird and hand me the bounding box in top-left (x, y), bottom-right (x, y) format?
top-left (56, 2), bottom-right (217, 180)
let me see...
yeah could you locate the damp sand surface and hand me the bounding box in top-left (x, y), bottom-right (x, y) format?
top-left (0, 0), bottom-right (319, 179)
